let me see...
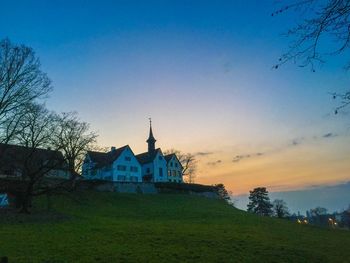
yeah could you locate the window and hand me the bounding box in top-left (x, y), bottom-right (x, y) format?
top-left (130, 166), bottom-right (138, 172)
top-left (175, 162), bottom-right (178, 168)
top-left (92, 169), bottom-right (97, 176)
top-left (125, 156), bottom-right (131, 161)
top-left (158, 156), bottom-right (162, 161)
top-left (159, 168), bottom-right (163, 177)
top-left (168, 170), bottom-right (171, 177)
top-left (130, 176), bottom-right (138, 182)
top-left (117, 175), bottom-right (126, 181)
top-left (170, 162), bottom-right (173, 167)
top-left (146, 168), bottom-right (150, 174)
top-left (172, 170), bottom-right (176, 176)
top-left (117, 165), bottom-right (126, 171)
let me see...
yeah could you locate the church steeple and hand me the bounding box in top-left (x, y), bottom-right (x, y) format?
top-left (147, 118), bottom-right (156, 154)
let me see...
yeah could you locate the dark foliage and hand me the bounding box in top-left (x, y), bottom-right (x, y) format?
top-left (155, 182), bottom-right (217, 194)
top-left (273, 199), bottom-right (290, 218)
top-left (247, 187), bottom-right (273, 216)
top-left (213, 183), bottom-right (231, 203)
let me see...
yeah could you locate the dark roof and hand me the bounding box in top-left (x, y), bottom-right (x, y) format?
top-left (164, 153), bottom-right (175, 163)
top-left (0, 143), bottom-right (66, 170)
top-left (87, 145), bottom-right (129, 169)
top-left (135, 148), bottom-right (161, 164)
top-left (146, 125), bottom-right (156, 143)
top-left (164, 153), bottom-right (183, 169)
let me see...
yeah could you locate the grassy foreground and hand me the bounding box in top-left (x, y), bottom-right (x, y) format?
top-left (0, 191), bottom-right (349, 263)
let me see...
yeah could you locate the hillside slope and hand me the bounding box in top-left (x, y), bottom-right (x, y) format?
top-left (0, 191), bottom-right (349, 263)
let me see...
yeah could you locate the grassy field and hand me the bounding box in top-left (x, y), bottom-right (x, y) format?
top-left (0, 191), bottom-right (349, 263)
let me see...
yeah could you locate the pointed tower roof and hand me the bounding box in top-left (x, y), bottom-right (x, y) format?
top-left (146, 118), bottom-right (156, 154)
top-left (146, 118), bottom-right (156, 143)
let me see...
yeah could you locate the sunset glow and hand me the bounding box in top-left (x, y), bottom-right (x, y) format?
top-left (1, 0), bottom-right (349, 195)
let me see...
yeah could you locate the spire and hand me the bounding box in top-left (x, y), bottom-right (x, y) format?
top-left (147, 118), bottom-right (156, 154)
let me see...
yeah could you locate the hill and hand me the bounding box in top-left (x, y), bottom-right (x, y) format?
top-left (0, 191), bottom-right (349, 263)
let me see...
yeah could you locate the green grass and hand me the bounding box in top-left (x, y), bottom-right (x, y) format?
top-left (0, 191), bottom-right (349, 263)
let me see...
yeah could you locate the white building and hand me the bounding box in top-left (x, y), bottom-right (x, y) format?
top-left (135, 123), bottom-right (168, 182)
top-left (82, 121), bottom-right (183, 183)
top-left (164, 154), bottom-right (183, 183)
top-left (82, 145), bottom-right (142, 182)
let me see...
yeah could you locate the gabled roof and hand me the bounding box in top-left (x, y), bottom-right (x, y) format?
top-left (164, 153), bottom-right (183, 169)
top-left (0, 143), bottom-right (66, 170)
top-left (87, 145), bottom-right (129, 169)
top-left (135, 148), bottom-right (161, 165)
top-left (164, 153), bottom-right (175, 163)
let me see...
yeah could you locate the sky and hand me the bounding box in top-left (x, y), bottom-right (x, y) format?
top-left (1, 0), bottom-right (349, 195)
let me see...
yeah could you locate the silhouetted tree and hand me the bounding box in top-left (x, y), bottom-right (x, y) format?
top-left (164, 149), bottom-right (197, 183)
top-left (341, 205), bottom-right (350, 228)
top-left (273, 199), bottom-right (290, 218)
top-left (53, 112), bottom-right (98, 176)
top-left (247, 187), bottom-right (273, 216)
top-left (214, 183), bottom-right (232, 203)
top-left (0, 38), bottom-right (51, 144)
top-left (10, 103), bottom-right (65, 213)
top-left (306, 206), bottom-right (329, 225)
top-left (273, 0), bottom-right (350, 113)
top-left (310, 207), bottom-right (328, 217)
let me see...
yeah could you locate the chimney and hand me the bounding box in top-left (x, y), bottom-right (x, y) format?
top-left (111, 146), bottom-right (116, 152)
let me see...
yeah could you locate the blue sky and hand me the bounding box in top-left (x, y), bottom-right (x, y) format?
top-left (1, 0), bottom-right (349, 194)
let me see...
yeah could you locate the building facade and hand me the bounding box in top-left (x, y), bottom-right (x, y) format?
top-left (82, 121), bottom-right (183, 183)
top-left (164, 154), bottom-right (183, 183)
top-left (82, 145), bottom-right (142, 182)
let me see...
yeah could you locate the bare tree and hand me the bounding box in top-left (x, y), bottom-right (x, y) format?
top-left (273, 199), bottom-right (290, 218)
top-left (273, 0), bottom-right (350, 113)
top-left (8, 104), bottom-right (66, 213)
top-left (53, 112), bottom-right (98, 176)
top-left (0, 38), bottom-right (51, 143)
top-left (164, 149), bottom-right (197, 183)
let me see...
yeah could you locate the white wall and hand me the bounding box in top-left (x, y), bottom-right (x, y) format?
top-left (141, 162), bottom-right (153, 180)
top-left (167, 156), bottom-right (183, 183)
top-left (153, 151), bottom-right (168, 182)
top-left (82, 146), bottom-right (142, 182)
top-left (111, 147), bottom-right (142, 182)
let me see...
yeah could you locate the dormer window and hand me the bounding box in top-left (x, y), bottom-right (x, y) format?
top-left (125, 156), bottom-right (131, 161)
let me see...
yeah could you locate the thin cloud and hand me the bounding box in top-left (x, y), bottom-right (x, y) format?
top-left (290, 137), bottom-right (305, 146)
top-left (207, 160), bottom-right (222, 166)
top-left (195, 151), bottom-right (214, 156)
top-left (322, 132), bottom-right (337, 138)
top-left (232, 152), bottom-right (264, 163)
top-left (232, 131), bottom-right (340, 165)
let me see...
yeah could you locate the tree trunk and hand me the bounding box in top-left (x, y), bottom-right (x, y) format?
top-left (19, 183), bottom-right (33, 214)
top-left (46, 192), bottom-right (52, 211)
